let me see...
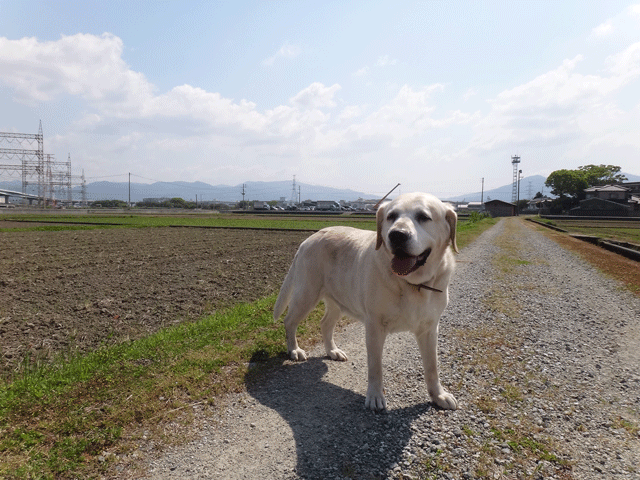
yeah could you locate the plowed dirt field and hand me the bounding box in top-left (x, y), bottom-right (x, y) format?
top-left (0, 226), bottom-right (310, 378)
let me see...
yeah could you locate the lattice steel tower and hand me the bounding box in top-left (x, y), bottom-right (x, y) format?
top-left (0, 122), bottom-right (79, 206)
top-left (511, 155), bottom-right (521, 203)
top-left (0, 121), bottom-right (44, 204)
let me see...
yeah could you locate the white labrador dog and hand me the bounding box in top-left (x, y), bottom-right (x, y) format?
top-left (273, 192), bottom-right (458, 411)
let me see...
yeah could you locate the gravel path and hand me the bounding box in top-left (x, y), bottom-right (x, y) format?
top-left (135, 218), bottom-right (640, 480)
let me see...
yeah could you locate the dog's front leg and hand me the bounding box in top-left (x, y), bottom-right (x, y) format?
top-left (364, 322), bottom-right (387, 411)
top-left (416, 325), bottom-right (458, 410)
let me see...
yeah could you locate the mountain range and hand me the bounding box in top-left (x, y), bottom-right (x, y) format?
top-left (444, 175), bottom-right (549, 203)
top-left (2, 172), bottom-right (639, 204)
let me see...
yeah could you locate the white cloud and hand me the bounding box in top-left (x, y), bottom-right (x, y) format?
top-left (375, 55), bottom-right (397, 67)
top-left (338, 105), bottom-right (363, 121)
top-left (289, 82), bottom-right (341, 109)
top-left (316, 84), bottom-right (473, 158)
top-left (0, 31), bottom-right (482, 189)
top-left (463, 40), bottom-right (640, 177)
top-left (591, 20), bottom-right (613, 38)
top-left (590, 4), bottom-right (640, 43)
top-left (605, 41), bottom-right (640, 81)
top-left (261, 43), bottom-right (301, 66)
top-left (0, 34), bottom-right (154, 112)
top-left (352, 66), bottom-right (369, 76)
top-left (147, 84), bottom-right (266, 132)
top-left (462, 88), bottom-right (478, 101)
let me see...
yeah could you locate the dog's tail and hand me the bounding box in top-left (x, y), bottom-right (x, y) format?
top-left (273, 259), bottom-right (296, 321)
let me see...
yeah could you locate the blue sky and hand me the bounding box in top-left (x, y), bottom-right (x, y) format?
top-left (1, 0), bottom-right (639, 198)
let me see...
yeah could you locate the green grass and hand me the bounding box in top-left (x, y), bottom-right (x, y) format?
top-left (456, 216), bottom-right (498, 249)
top-left (0, 211), bottom-right (498, 242)
top-left (0, 214), bottom-right (497, 478)
top-left (542, 218), bottom-right (640, 244)
top-left (566, 226), bottom-right (639, 244)
top-left (1, 212), bottom-right (376, 232)
top-left (0, 294), bottom-right (320, 478)
top-left (491, 427), bottom-right (560, 463)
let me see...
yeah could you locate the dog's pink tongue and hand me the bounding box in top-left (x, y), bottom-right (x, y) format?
top-left (391, 255), bottom-right (418, 276)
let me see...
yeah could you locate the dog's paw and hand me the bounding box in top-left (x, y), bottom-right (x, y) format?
top-left (289, 348), bottom-right (308, 361)
top-left (327, 348), bottom-right (348, 361)
top-left (432, 391), bottom-right (458, 410)
top-left (365, 388), bottom-right (387, 411)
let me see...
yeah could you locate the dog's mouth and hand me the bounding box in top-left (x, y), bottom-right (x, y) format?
top-left (391, 248), bottom-right (431, 276)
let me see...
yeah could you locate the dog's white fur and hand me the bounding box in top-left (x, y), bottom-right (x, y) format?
top-left (273, 192), bottom-right (458, 410)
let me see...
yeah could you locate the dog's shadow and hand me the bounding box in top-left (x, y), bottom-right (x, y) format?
top-left (246, 353), bottom-right (432, 480)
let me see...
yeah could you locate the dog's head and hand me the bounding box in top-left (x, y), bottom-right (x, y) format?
top-left (376, 192), bottom-right (457, 282)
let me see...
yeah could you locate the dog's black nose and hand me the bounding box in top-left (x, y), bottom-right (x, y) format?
top-left (388, 230), bottom-right (410, 249)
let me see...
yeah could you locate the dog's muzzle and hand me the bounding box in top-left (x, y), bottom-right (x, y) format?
top-left (388, 229), bottom-right (432, 276)
top-left (391, 247), bottom-right (431, 276)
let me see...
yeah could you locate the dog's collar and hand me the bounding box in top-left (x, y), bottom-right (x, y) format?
top-left (407, 282), bottom-right (443, 293)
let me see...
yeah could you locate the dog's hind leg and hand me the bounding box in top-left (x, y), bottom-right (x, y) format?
top-left (321, 298), bottom-right (348, 361)
top-left (282, 292), bottom-right (320, 361)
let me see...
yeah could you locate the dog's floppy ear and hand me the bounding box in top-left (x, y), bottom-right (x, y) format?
top-left (445, 205), bottom-right (459, 253)
top-left (375, 202), bottom-right (386, 250)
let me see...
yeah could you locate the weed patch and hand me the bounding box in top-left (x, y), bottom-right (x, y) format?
top-left (0, 295), bottom-right (326, 479)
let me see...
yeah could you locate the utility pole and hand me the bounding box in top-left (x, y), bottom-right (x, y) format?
top-left (481, 178), bottom-right (484, 206)
top-left (290, 175), bottom-right (297, 205)
top-left (517, 170), bottom-right (522, 215)
top-left (128, 172), bottom-right (131, 207)
top-left (241, 184), bottom-right (246, 209)
top-left (298, 185), bottom-right (301, 204)
top-left (81, 169), bottom-right (86, 207)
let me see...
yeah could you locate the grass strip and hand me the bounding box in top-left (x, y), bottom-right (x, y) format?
top-left (0, 295), bottom-right (326, 479)
top-left (0, 213), bottom-right (376, 232)
top-left (1, 211), bottom-right (494, 236)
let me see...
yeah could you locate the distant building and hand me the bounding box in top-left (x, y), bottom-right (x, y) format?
top-left (484, 199), bottom-right (516, 217)
top-left (584, 184), bottom-right (629, 201)
top-left (523, 196), bottom-right (553, 214)
top-left (622, 181), bottom-right (640, 196)
top-left (570, 197), bottom-right (632, 217)
top-left (630, 196), bottom-right (640, 215)
top-left (571, 183), bottom-right (640, 216)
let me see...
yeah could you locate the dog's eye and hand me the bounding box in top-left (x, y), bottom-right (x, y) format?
top-left (416, 212), bottom-right (431, 222)
top-left (386, 211), bottom-right (398, 222)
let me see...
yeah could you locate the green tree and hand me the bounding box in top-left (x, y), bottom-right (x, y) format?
top-left (90, 199), bottom-right (128, 208)
top-left (577, 164), bottom-right (627, 186)
top-left (516, 199), bottom-right (529, 212)
top-left (545, 169), bottom-right (588, 200)
top-left (169, 197), bottom-right (187, 208)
